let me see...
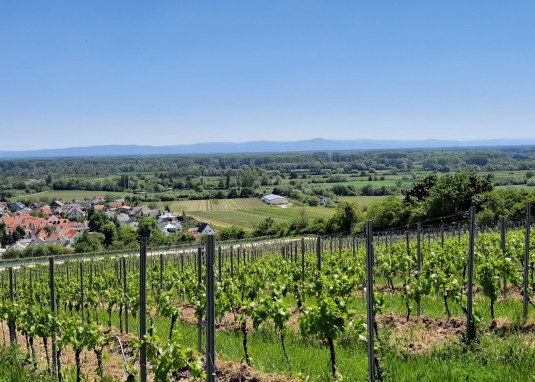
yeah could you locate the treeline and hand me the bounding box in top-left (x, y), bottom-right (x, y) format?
top-left (2, 146), bottom-right (535, 179)
top-left (367, 172), bottom-right (535, 230)
top-left (1, 244), bottom-right (70, 260)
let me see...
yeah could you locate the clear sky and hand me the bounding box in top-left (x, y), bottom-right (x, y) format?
top-left (1, 1), bottom-right (534, 150)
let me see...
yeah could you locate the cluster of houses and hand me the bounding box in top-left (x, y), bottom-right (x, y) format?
top-left (0, 206), bottom-right (88, 251)
top-left (0, 196), bottom-right (215, 254)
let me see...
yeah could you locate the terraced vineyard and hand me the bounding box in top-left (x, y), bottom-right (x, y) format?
top-left (0, 208), bottom-right (534, 381)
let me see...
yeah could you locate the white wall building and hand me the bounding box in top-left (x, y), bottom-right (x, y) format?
top-left (262, 194), bottom-right (288, 205)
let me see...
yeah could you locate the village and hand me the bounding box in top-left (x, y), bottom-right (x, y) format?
top-left (0, 195), bottom-right (218, 256)
top-left (0, 193), bottom-right (298, 256)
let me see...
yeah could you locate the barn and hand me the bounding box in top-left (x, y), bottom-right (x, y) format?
top-left (262, 194), bottom-right (289, 205)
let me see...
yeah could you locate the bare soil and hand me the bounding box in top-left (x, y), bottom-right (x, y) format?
top-left (377, 314), bottom-right (465, 355)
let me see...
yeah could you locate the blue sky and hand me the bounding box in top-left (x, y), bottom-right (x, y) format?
top-left (1, 1), bottom-right (534, 150)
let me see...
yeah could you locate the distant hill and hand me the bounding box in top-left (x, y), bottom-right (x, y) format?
top-left (1, 138), bottom-right (535, 159)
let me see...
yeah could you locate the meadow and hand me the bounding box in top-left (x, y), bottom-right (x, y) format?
top-left (154, 197), bottom-right (383, 230)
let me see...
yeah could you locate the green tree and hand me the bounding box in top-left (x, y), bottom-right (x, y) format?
top-left (74, 232), bottom-right (104, 253)
top-left (425, 172), bottom-right (493, 218)
top-left (138, 217), bottom-right (160, 241)
top-left (118, 225), bottom-right (138, 245)
top-left (367, 196), bottom-right (409, 230)
top-left (404, 173), bottom-right (438, 205)
top-left (328, 202), bottom-right (360, 233)
top-left (101, 222), bottom-right (118, 247)
top-left (88, 211), bottom-right (109, 232)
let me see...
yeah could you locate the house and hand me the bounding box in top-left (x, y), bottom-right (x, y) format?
top-left (186, 222), bottom-right (215, 237)
top-left (131, 207), bottom-right (159, 218)
top-left (111, 200), bottom-right (123, 209)
top-left (39, 206), bottom-right (53, 218)
top-left (50, 200), bottom-right (64, 208)
top-left (197, 223), bottom-right (215, 235)
top-left (317, 195), bottom-right (329, 206)
top-left (159, 222), bottom-right (182, 234)
top-left (91, 196), bottom-right (104, 205)
top-left (93, 204), bottom-right (106, 212)
top-left (10, 202), bottom-right (25, 212)
top-left (117, 205), bottom-right (132, 213)
top-left (116, 213), bottom-right (131, 225)
top-left (9, 240), bottom-right (30, 251)
top-left (66, 207), bottom-right (85, 219)
top-left (262, 194), bottom-right (288, 205)
top-left (0, 202), bottom-right (7, 211)
top-left (47, 215), bottom-right (60, 224)
top-left (28, 203), bottom-right (41, 210)
top-left (157, 211), bottom-right (177, 221)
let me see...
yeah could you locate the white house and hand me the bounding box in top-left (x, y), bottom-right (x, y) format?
top-left (197, 223), bottom-right (215, 235)
top-left (262, 194), bottom-right (288, 205)
top-left (160, 222), bottom-right (182, 234)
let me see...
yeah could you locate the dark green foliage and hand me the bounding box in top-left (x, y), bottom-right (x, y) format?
top-left (137, 217), bottom-right (161, 241)
top-left (404, 173), bottom-right (438, 205)
top-left (424, 172), bottom-right (493, 218)
top-left (328, 202), bottom-right (360, 233)
top-left (219, 226), bottom-right (248, 241)
top-left (372, 172), bottom-right (498, 229)
top-left (88, 211), bottom-right (110, 233)
top-left (1, 243), bottom-right (70, 259)
top-left (73, 232), bottom-right (105, 253)
top-left (367, 196), bottom-right (409, 230)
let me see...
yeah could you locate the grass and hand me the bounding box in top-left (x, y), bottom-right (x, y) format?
top-left (191, 205), bottom-right (335, 230)
top-left (383, 335), bottom-right (535, 382)
top-left (496, 184), bottom-right (534, 190)
top-left (152, 195), bottom-right (391, 229)
top-left (338, 195), bottom-right (395, 209)
top-left (325, 178), bottom-right (412, 189)
top-left (0, 346), bottom-right (55, 382)
top-left (152, 198), bottom-right (338, 230)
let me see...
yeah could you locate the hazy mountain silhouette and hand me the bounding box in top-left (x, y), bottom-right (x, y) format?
top-left (1, 138), bottom-right (534, 159)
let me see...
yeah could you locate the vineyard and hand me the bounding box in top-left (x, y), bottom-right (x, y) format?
top-left (0, 206), bottom-right (534, 381)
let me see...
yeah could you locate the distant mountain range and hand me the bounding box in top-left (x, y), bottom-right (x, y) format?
top-left (1, 138), bottom-right (535, 159)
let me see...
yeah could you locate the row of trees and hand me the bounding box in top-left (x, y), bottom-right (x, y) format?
top-left (367, 172), bottom-right (535, 230)
top-left (2, 148), bottom-right (535, 195)
top-left (3, 147), bottom-right (535, 178)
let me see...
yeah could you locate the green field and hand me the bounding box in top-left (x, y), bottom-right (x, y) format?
top-left (338, 195), bottom-right (395, 209)
top-left (173, 198), bottom-right (334, 229)
top-left (8, 190), bottom-right (131, 203)
top-left (496, 184), bottom-right (534, 190)
top-left (154, 197), bottom-right (387, 230)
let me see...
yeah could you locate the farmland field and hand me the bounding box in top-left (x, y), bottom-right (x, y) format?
top-left (153, 197), bottom-right (389, 229)
top-left (154, 198), bottom-right (339, 229)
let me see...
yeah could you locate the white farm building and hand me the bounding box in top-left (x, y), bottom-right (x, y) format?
top-left (262, 194), bottom-right (289, 205)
